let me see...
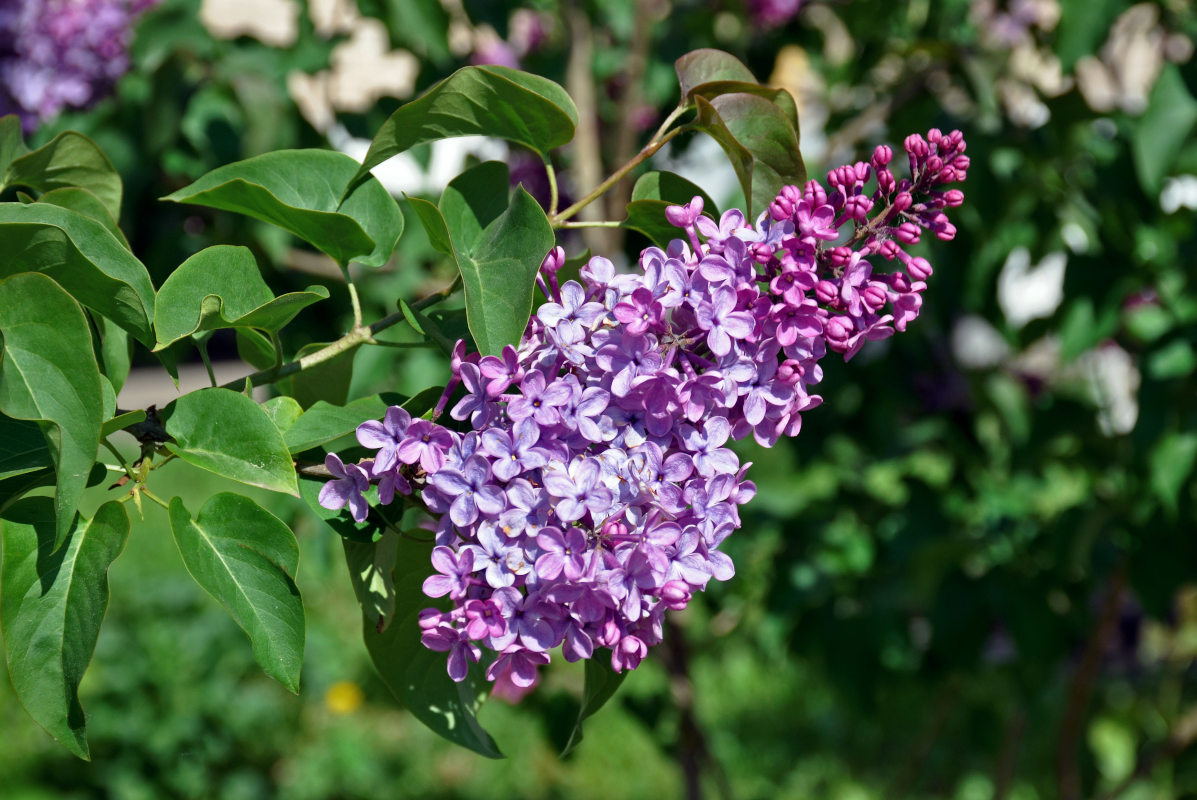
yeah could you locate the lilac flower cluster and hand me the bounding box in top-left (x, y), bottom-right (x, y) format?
top-left (0, 0), bottom-right (158, 132)
top-left (321, 128), bottom-right (968, 688)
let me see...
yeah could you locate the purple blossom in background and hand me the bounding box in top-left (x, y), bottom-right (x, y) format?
top-left (0, 0), bottom-right (158, 132)
top-left (747, 0), bottom-right (805, 29)
top-left (322, 127), bottom-right (969, 689)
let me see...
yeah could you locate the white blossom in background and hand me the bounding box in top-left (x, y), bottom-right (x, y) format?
top-left (1082, 343), bottom-right (1140, 436)
top-left (200, 0), bottom-right (298, 47)
top-left (998, 247), bottom-right (1067, 328)
top-left (1161, 175), bottom-right (1197, 214)
top-left (952, 315), bottom-right (1011, 369)
top-left (330, 126), bottom-right (508, 197)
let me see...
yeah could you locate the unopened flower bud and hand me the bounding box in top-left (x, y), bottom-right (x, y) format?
top-left (907, 256), bottom-right (933, 280)
top-left (872, 144), bottom-right (893, 167)
top-left (893, 191), bottom-right (913, 212)
top-left (660, 580), bottom-right (692, 610)
top-left (825, 315), bottom-right (854, 343)
top-left (815, 279), bottom-right (839, 305)
top-left (896, 222), bottom-right (921, 244)
top-left (861, 284), bottom-right (888, 311)
top-left (665, 196), bottom-right (704, 228)
top-left (943, 189), bottom-right (964, 207)
top-left (540, 245), bottom-right (565, 275)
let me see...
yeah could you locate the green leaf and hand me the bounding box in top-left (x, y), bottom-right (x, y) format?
top-left (95, 314), bottom-right (133, 395)
top-left (1149, 432), bottom-right (1197, 516)
top-left (433, 166), bottom-right (554, 355)
top-left (345, 535), bottom-right (502, 758)
top-left (0, 114), bottom-right (29, 176)
top-left (692, 93), bottom-right (806, 219)
top-left (399, 298), bottom-right (464, 355)
top-left (262, 395), bottom-right (304, 435)
top-left (407, 195), bottom-right (453, 255)
top-left (163, 149), bottom-right (404, 267)
top-left (283, 341), bottom-right (355, 409)
top-left (1132, 65), bottom-right (1197, 196)
top-left (153, 245), bottom-right (329, 350)
top-left (35, 189), bottom-right (129, 249)
top-left (1, 498), bottom-right (129, 759)
top-left (623, 171), bottom-right (718, 248)
top-left (343, 530), bottom-right (401, 634)
top-left (351, 65), bottom-right (578, 189)
top-left (0, 203), bottom-right (155, 345)
top-left (674, 49), bottom-right (757, 98)
top-left (0, 273), bottom-right (103, 549)
top-left (0, 414), bottom-right (52, 480)
top-left (100, 410), bottom-right (145, 439)
top-left (168, 494), bottom-right (304, 692)
top-left (0, 468), bottom-right (54, 517)
top-left (561, 656), bottom-right (628, 757)
top-left (3, 131), bottom-right (123, 219)
top-left (284, 394), bottom-right (397, 454)
top-left (164, 388), bottom-right (299, 496)
top-left (235, 328), bottom-right (277, 371)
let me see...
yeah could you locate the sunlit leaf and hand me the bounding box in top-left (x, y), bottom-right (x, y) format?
top-left (3, 130), bottom-right (122, 219)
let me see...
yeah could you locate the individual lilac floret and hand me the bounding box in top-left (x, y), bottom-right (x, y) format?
top-left (320, 127), bottom-right (968, 690)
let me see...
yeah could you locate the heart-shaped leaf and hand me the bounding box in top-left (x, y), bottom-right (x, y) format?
top-left (163, 149), bottom-right (404, 267)
top-left (35, 187), bottom-right (129, 249)
top-left (164, 388), bottom-right (299, 496)
top-left (351, 65), bottom-right (577, 189)
top-left (153, 245), bottom-right (329, 350)
top-left (560, 656), bottom-right (629, 757)
top-left (623, 171), bottom-right (718, 249)
top-left (346, 534), bottom-right (503, 758)
top-left (0, 203), bottom-right (155, 345)
top-left (168, 494), bottom-right (304, 692)
top-left (693, 93), bottom-right (806, 219)
top-left (0, 273), bottom-right (103, 549)
top-left (1, 498), bottom-right (130, 760)
top-left (420, 163), bottom-right (553, 355)
top-left (3, 130), bottom-right (123, 219)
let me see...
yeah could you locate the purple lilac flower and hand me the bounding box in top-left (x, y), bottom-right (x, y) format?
top-left (320, 127), bottom-right (969, 689)
top-left (0, 0), bottom-right (159, 132)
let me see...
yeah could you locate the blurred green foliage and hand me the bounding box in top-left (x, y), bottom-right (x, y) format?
top-left (3, 0), bottom-right (1197, 797)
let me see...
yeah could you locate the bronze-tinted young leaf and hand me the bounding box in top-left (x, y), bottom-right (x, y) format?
top-left (163, 388), bottom-right (299, 496)
top-left (1, 498), bottom-right (129, 760)
top-left (163, 149), bottom-right (404, 267)
top-left (687, 80), bottom-right (799, 135)
top-left (346, 534), bottom-right (503, 758)
top-left (693, 93), bottom-right (806, 219)
top-left (560, 656), bottom-right (629, 757)
top-left (350, 66), bottom-right (577, 189)
top-left (0, 273), bottom-right (103, 549)
top-left (3, 131), bottom-right (123, 219)
top-left (153, 245), bottom-right (329, 350)
top-left (623, 171), bottom-right (719, 249)
top-left (168, 494), bottom-right (304, 693)
top-left (0, 203), bottom-right (155, 345)
top-left (674, 49), bottom-right (757, 100)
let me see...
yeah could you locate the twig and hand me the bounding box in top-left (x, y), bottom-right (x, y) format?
top-left (1057, 564), bottom-right (1127, 800)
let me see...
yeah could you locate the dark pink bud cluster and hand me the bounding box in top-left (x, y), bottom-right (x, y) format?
top-left (320, 128), bottom-right (967, 690)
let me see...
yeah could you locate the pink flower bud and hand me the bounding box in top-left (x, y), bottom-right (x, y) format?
top-left (665, 196), bottom-right (704, 228)
top-left (907, 256), bottom-right (933, 280)
top-left (827, 246), bottom-right (853, 267)
top-left (872, 144), bottom-right (893, 167)
top-left (660, 581), bottom-right (692, 610)
top-left (944, 189), bottom-right (964, 207)
top-left (853, 161), bottom-right (871, 183)
top-left (879, 239), bottom-right (902, 260)
top-left (889, 272), bottom-right (913, 293)
top-left (540, 245), bottom-right (565, 275)
top-left (896, 222), bottom-right (921, 244)
top-left (935, 222), bottom-right (957, 241)
top-left (815, 279), bottom-right (839, 305)
top-left (777, 358), bottom-right (805, 384)
top-left (893, 192), bottom-right (913, 212)
top-left (861, 284), bottom-right (888, 311)
top-left (825, 315), bottom-right (854, 343)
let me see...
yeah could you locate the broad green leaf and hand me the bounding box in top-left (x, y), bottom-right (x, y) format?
top-left (3, 131), bottom-right (122, 219)
top-left (168, 494), bottom-right (304, 692)
top-left (1149, 432), bottom-right (1197, 516)
top-left (284, 393), bottom-right (398, 454)
top-left (1132, 65), bottom-right (1197, 196)
top-left (561, 656), bottom-right (629, 757)
top-left (0, 114), bottom-right (29, 176)
top-left (100, 410), bottom-right (145, 439)
top-left (235, 328), bottom-right (277, 371)
top-left (407, 195), bottom-right (453, 256)
top-left (440, 161), bottom-right (510, 246)
top-left (0, 414), bottom-right (52, 480)
top-left (380, 0), bottom-right (451, 64)
top-left (0, 203), bottom-right (155, 345)
top-left (35, 188), bottom-right (129, 248)
top-left (95, 314), bottom-right (133, 395)
top-left (351, 66), bottom-right (578, 189)
top-left (688, 80), bottom-right (799, 135)
top-left (283, 341), bottom-right (355, 409)
top-left (623, 171), bottom-right (718, 248)
top-left (163, 149), bottom-right (404, 267)
top-left (0, 468), bottom-right (54, 516)
top-left (0, 273), bottom-right (103, 549)
top-left (346, 534), bottom-right (502, 758)
top-left (262, 395), bottom-right (304, 435)
top-left (164, 388), bottom-right (299, 496)
top-left (153, 245), bottom-right (329, 350)
top-left (1, 498), bottom-right (130, 759)
top-left (399, 299), bottom-right (463, 355)
top-left (692, 93), bottom-right (806, 219)
top-left (444, 184), bottom-right (555, 356)
top-left (343, 530), bottom-right (401, 634)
